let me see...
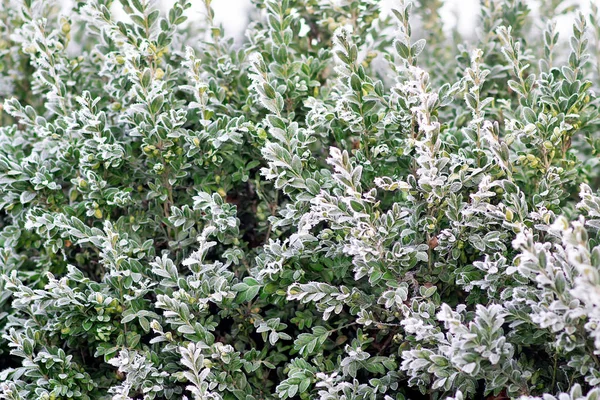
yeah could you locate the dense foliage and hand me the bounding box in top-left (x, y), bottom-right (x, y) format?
top-left (1, 0), bottom-right (600, 398)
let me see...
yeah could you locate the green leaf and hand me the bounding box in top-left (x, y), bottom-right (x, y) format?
top-left (20, 191), bottom-right (37, 204)
top-left (293, 326), bottom-right (330, 357)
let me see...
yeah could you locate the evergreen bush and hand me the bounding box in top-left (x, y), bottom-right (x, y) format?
top-left (1, 0), bottom-right (600, 399)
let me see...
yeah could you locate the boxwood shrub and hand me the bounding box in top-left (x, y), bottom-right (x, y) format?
top-left (1, 0), bottom-right (600, 399)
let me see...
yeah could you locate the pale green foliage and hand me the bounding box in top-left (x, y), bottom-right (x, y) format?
top-left (1, 0), bottom-right (600, 399)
